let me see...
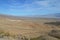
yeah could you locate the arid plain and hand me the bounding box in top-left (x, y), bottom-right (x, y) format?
top-left (0, 15), bottom-right (60, 40)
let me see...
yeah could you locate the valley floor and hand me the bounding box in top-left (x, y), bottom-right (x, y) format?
top-left (0, 17), bottom-right (60, 40)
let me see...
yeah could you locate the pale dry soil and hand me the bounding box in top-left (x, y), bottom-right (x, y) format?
top-left (0, 17), bottom-right (60, 40)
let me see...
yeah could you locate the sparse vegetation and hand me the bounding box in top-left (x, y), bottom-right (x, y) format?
top-left (0, 30), bottom-right (29, 40)
top-left (30, 36), bottom-right (46, 40)
top-left (44, 21), bottom-right (60, 26)
top-left (0, 30), bottom-right (11, 38)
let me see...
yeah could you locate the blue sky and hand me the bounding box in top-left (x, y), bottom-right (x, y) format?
top-left (0, 0), bottom-right (60, 16)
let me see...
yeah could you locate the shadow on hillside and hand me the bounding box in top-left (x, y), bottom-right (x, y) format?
top-left (44, 21), bottom-right (60, 26)
top-left (48, 30), bottom-right (60, 39)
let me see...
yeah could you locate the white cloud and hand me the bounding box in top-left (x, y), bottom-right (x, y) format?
top-left (7, 0), bottom-right (60, 13)
top-left (33, 1), bottom-right (49, 7)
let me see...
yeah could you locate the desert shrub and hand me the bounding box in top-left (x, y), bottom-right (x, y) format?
top-left (0, 30), bottom-right (28, 40)
top-left (22, 36), bottom-right (28, 40)
top-left (0, 30), bottom-right (13, 38)
top-left (9, 34), bottom-right (28, 40)
top-left (30, 36), bottom-right (46, 40)
top-left (0, 30), bottom-right (6, 38)
top-left (4, 32), bottom-right (10, 37)
top-left (48, 30), bottom-right (60, 39)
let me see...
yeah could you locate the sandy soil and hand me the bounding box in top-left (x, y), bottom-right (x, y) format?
top-left (0, 16), bottom-right (60, 40)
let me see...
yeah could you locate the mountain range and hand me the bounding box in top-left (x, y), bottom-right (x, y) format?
top-left (0, 13), bottom-right (60, 18)
top-left (34, 13), bottom-right (60, 18)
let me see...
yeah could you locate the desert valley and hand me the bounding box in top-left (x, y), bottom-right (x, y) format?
top-left (0, 15), bottom-right (60, 40)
